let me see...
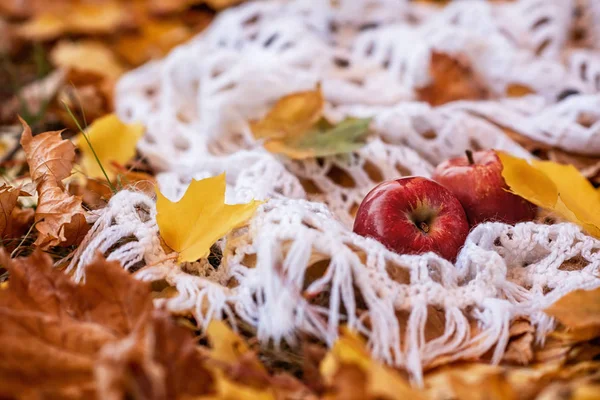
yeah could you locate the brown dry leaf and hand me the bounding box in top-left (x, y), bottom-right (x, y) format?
top-left (545, 287), bottom-right (600, 330)
top-left (0, 184), bottom-right (23, 237)
top-left (0, 250), bottom-right (219, 399)
top-left (0, 251), bottom-right (151, 398)
top-left (416, 51), bottom-right (488, 106)
top-left (19, 118), bottom-right (89, 247)
top-left (96, 309), bottom-right (215, 400)
top-left (320, 329), bottom-right (423, 400)
top-left (503, 319), bottom-right (535, 365)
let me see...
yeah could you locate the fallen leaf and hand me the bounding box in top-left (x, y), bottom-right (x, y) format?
top-left (156, 174), bottom-right (262, 262)
top-left (498, 151), bottom-right (600, 238)
top-left (20, 117), bottom-right (89, 247)
top-left (263, 117), bottom-right (372, 160)
top-left (0, 184), bottom-right (23, 237)
top-left (545, 287), bottom-right (600, 330)
top-left (425, 364), bottom-right (513, 400)
top-left (506, 83), bottom-right (535, 97)
top-left (503, 319), bottom-right (535, 365)
top-left (206, 320), bottom-right (255, 366)
top-left (251, 87), bottom-right (324, 140)
top-left (115, 19), bottom-right (198, 66)
top-left (416, 52), bottom-right (488, 106)
top-left (203, 320), bottom-right (311, 400)
top-left (50, 40), bottom-right (125, 81)
top-left (0, 250), bottom-right (220, 399)
top-left (204, 0), bottom-right (245, 9)
top-left (77, 114), bottom-right (144, 181)
top-left (320, 329), bottom-right (424, 400)
top-left (16, 2), bottom-right (127, 41)
top-left (251, 87), bottom-right (371, 159)
top-left (0, 251), bottom-right (151, 398)
top-left (96, 309), bottom-right (215, 400)
top-left (449, 370), bottom-right (516, 400)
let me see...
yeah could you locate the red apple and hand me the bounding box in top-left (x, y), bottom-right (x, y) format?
top-left (432, 150), bottom-right (537, 226)
top-left (353, 177), bottom-right (470, 261)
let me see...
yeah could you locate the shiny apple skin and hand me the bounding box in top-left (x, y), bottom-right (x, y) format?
top-left (432, 150), bottom-right (537, 226)
top-left (353, 177), bottom-right (470, 262)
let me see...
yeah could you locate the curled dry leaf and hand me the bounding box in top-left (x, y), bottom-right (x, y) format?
top-left (156, 174), bottom-right (262, 263)
top-left (416, 51), bottom-right (488, 106)
top-left (20, 117), bottom-right (89, 247)
top-left (498, 151), bottom-right (600, 238)
top-left (77, 113), bottom-right (144, 181)
top-left (0, 184), bottom-right (24, 237)
top-left (320, 329), bottom-right (423, 400)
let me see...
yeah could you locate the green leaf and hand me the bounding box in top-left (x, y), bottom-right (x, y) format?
top-left (264, 117), bottom-right (372, 159)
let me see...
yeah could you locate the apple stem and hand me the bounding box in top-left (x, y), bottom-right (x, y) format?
top-left (465, 150), bottom-right (475, 165)
top-left (419, 221), bottom-right (430, 233)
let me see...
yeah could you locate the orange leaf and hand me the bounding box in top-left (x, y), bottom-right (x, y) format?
top-left (19, 117), bottom-right (89, 247)
top-left (545, 287), bottom-right (600, 330)
top-left (416, 52), bottom-right (488, 106)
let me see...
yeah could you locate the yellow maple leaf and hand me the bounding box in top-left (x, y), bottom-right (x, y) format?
top-left (498, 151), bottom-right (600, 238)
top-left (77, 114), bottom-right (144, 181)
top-left (156, 174), bottom-right (262, 263)
top-left (321, 329), bottom-right (425, 400)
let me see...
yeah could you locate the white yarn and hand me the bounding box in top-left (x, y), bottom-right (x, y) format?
top-left (69, 0), bottom-right (600, 384)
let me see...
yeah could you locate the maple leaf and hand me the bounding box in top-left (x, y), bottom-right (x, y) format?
top-left (20, 117), bottom-right (89, 247)
top-left (156, 174), bottom-right (262, 263)
top-left (76, 113), bottom-right (144, 181)
top-left (320, 329), bottom-right (424, 400)
top-left (251, 87), bottom-right (371, 159)
top-left (498, 151), bottom-right (600, 238)
top-left (0, 251), bottom-right (150, 398)
top-left (416, 52), bottom-right (488, 106)
top-left (0, 251), bottom-right (217, 399)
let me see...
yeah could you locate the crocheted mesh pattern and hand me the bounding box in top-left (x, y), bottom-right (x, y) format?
top-left (69, 0), bottom-right (600, 383)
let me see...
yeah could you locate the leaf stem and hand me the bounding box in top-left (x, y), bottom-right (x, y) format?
top-left (62, 102), bottom-right (117, 193)
top-left (465, 149), bottom-right (475, 165)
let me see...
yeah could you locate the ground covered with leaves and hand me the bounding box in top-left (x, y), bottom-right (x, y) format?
top-left (1, 1), bottom-right (600, 399)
